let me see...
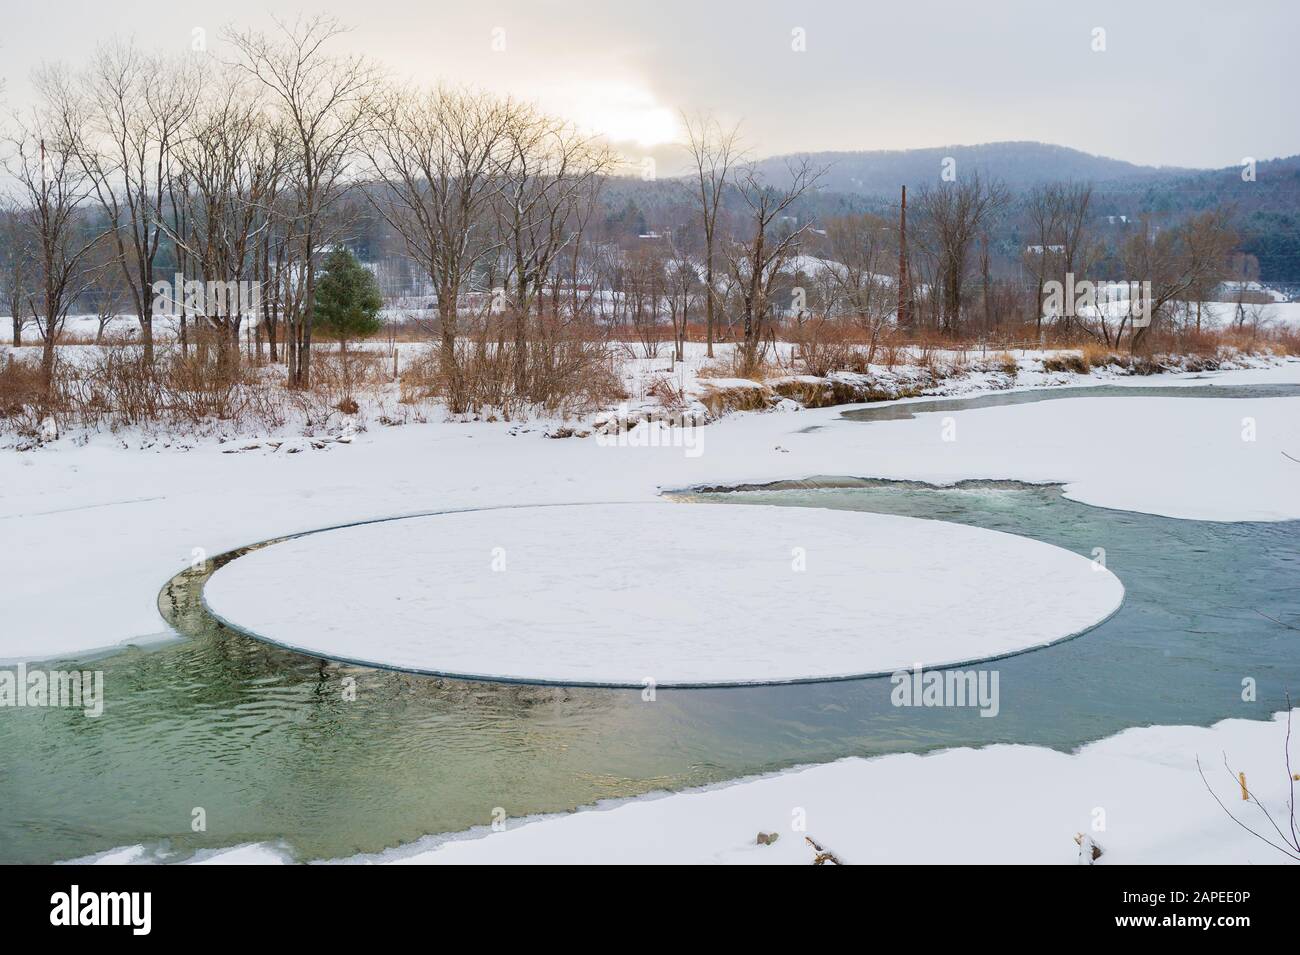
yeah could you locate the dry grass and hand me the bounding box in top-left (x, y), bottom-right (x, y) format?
top-left (992, 351), bottom-right (1019, 377)
top-left (698, 348), bottom-right (781, 382)
top-left (695, 381), bottom-right (772, 417)
top-left (5, 312), bottom-right (1293, 441)
top-left (1041, 351), bottom-right (1091, 375)
top-left (0, 341), bottom-right (369, 439)
top-left (644, 373), bottom-right (689, 412)
top-left (399, 320), bottom-right (625, 419)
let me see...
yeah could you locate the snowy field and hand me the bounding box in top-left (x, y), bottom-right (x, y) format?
top-left (203, 502), bottom-right (1123, 685)
top-left (4, 298), bottom-right (1299, 347)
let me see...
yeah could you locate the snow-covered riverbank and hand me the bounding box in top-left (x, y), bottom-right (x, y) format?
top-left (71, 708), bottom-right (1300, 865)
top-left (369, 708), bottom-right (1300, 865)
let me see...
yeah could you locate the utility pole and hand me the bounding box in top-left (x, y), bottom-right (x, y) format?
top-left (897, 185), bottom-right (910, 328)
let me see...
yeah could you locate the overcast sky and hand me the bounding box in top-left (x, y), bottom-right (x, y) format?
top-left (1, 0), bottom-right (1294, 173)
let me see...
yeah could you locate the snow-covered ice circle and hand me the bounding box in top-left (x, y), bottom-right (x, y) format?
top-left (202, 502), bottom-right (1124, 686)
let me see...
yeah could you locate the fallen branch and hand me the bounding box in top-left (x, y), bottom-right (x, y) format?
top-left (805, 835), bottom-right (844, 865)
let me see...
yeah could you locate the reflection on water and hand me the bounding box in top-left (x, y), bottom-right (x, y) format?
top-left (2, 386), bottom-right (1298, 863)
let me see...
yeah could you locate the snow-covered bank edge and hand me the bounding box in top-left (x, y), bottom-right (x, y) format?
top-left (67, 708), bottom-right (1300, 865)
top-left (595, 347), bottom-right (1293, 435)
top-left (4, 339), bottom-right (1291, 452)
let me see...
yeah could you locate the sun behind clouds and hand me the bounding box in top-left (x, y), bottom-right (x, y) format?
top-left (559, 79), bottom-right (680, 147)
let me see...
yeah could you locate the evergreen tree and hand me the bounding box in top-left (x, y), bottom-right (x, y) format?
top-left (314, 246), bottom-right (384, 349)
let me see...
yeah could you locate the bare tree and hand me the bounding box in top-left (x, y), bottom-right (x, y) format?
top-left (494, 107), bottom-right (612, 391)
top-left (822, 212), bottom-right (895, 362)
top-left (682, 112), bottom-right (740, 358)
top-left (1227, 252), bottom-right (1262, 330)
top-left (916, 171), bottom-right (1008, 335)
top-left (85, 238), bottom-right (131, 343)
top-left (4, 112), bottom-right (108, 395)
top-left (1055, 182), bottom-right (1098, 338)
top-left (226, 14), bottom-right (381, 387)
top-left (0, 202), bottom-right (33, 347)
top-left (1120, 209), bottom-right (1236, 351)
top-left (624, 243), bottom-right (667, 359)
top-left (1022, 183), bottom-right (1065, 336)
top-left (664, 233), bottom-right (699, 362)
top-left (364, 84), bottom-right (511, 404)
top-left (48, 41), bottom-right (199, 365)
top-left (256, 171), bottom-right (299, 364)
top-left (723, 158), bottom-right (825, 372)
top-left (165, 80), bottom-right (283, 370)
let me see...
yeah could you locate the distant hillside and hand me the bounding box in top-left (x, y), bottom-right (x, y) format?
top-left (600, 144), bottom-right (1300, 281)
top-left (1095, 155), bottom-right (1300, 280)
top-left (744, 143), bottom-right (1300, 280)
top-left (753, 141), bottom-right (1198, 196)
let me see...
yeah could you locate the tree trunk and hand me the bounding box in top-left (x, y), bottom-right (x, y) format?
top-left (704, 259), bottom-right (715, 358)
top-left (297, 225), bottom-right (316, 388)
top-left (40, 327), bottom-right (57, 401)
top-left (140, 315), bottom-right (154, 365)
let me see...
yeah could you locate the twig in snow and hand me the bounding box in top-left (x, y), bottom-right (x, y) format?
top-left (805, 835), bottom-right (844, 865)
top-left (1197, 699), bottom-right (1300, 862)
top-left (1074, 832), bottom-right (1104, 864)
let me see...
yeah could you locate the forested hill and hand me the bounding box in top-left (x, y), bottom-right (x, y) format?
top-left (751, 141), bottom-right (1196, 197)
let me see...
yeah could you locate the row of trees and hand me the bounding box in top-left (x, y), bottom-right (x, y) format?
top-left (893, 176), bottom-right (1246, 350)
top-left (0, 14), bottom-right (1267, 409)
top-left (602, 169), bottom-right (1249, 364)
top-left (1, 16), bottom-right (623, 400)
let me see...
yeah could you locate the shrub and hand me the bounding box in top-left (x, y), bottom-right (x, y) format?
top-left (399, 320), bottom-right (625, 419)
top-left (1041, 351), bottom-right (1091, 374)
top-left (698, 347), bottom-right (779, 382)
top-left (696, 381), bottom-right (772, 416)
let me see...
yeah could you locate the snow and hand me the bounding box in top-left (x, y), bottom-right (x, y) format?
top-left (356, 708), bottom-right (1300, 865)
top-left (71, 709), bottom-right (1300, 865)
top-left (830, 390), bottom-right (1300, 522)
top-left (2, 361), bottom-right (1297, 665)
top-left (67, 842), bottom-right (291, 865)
top-left (188, 843), bottom-right (292, 865)
top-left (9, 336), bottom-right (1294, 866)
top-left (202, 502), bottom-right (1123, 685)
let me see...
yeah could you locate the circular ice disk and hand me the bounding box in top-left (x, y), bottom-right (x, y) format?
top-left (203, 502), bottom-right (1123, 686)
